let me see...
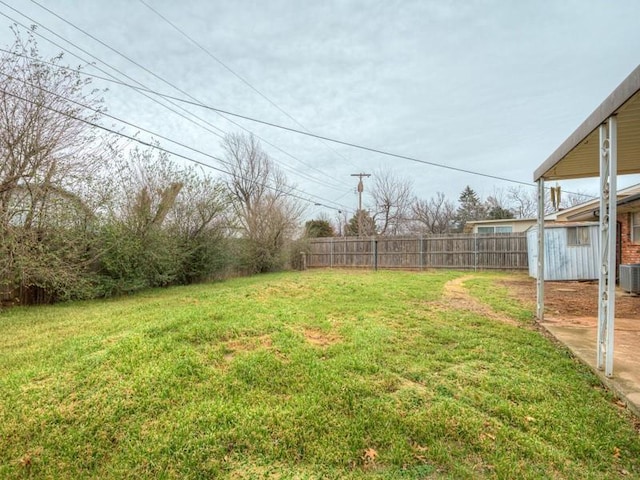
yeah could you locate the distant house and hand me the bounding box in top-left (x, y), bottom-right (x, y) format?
top-left (463, 217), bottom-right (537, 234)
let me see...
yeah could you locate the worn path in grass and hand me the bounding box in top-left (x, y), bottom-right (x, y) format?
top-left (439, 275), bottom-right (518, 326)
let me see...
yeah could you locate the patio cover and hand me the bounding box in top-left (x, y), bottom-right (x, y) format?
top-left (533, 64), bottom-right (640, 378)
top-left (534, 64), bottom-right (640, 181)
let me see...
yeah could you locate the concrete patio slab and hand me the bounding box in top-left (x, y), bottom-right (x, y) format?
top-left (541, 315), bottom-right (640, 418)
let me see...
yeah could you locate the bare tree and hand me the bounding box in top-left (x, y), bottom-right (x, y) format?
top-left (370, 168), bottom-right (414, 235)
top-left (410, 192), bottom-right (456, 234)
top-left (168, 168), bottom-right (229, 241)
top-left (0, 28), bottom-right (107, 299)
top-left (111, 147), bottom-right (185, 232)
top-left (507, 186), bottom-right (544, 218)
top-left (168, 167), bottom-right (231, 283)
top-left (0, 29), bottom-right (105, 230)
top-left (560, 190), bottom-right (594, 209)
top-left (222, 133), bottom-right (304, 272)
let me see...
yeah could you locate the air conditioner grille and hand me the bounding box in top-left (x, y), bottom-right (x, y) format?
top-left (620, 264), bottom-right (640, 293)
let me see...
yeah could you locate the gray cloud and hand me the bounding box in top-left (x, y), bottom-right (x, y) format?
top-left (2, 0), bottom-right (639, 217)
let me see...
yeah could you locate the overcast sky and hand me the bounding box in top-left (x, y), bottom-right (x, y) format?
top-left (2, 0), bottom-right (640, 220)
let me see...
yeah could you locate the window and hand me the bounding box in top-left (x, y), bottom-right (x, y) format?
top-left (567, 226), bottom-right (590, 246)
top-left (477, 226), bottom-right (512, 234)
top-left (632, 212), bottom-right (640, 244)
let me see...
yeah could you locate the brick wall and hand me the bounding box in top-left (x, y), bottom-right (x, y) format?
top-left (619, 212), bottom-right (640, 264)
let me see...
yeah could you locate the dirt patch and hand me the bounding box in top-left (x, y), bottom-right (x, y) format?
top-left (302, 328), bottom-right (341, 347)
top-left (396, 377), bottom-right (428, 394)
top-left (438, 276), bottom-right (519, 326)
top-left (499, 277), bottom-right (640, 319)
top-left (223, 334), bottom-right (272, 361)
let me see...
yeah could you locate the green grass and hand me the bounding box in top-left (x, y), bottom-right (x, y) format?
top-left (464, 272), bottom-right (534, 323)
top-left (1, 270), bottom-right (638, 479)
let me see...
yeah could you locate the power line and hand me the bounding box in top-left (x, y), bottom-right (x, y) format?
top-left (25, 0), bottom-right (353, 191)
top-left (0, 71), bottom-right (230, 166)
top-left (0, 43), bottom-right (594, 201)
top-left (0, 37), bottom-right (532, 190)
top-left (0, 7), bottom-right (227, 143)
top-left (94, 78), bottom-right (595, 197)
top-left (0, 87), bottom-right (350, 213)
top-left (0, 9), bottom-right (350, 194)
top-left (0, 9), bottom-right (594, 200)
top-left (0, 68), bottom-right (352, 211)
top-left (137, 0), bottom-right (359, 171)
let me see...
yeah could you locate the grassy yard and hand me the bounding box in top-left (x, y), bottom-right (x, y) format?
top-left (1, 270), bottom-right (639, 479)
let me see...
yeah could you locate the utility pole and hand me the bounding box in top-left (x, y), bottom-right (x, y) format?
top-left (350, 173), bottom-right (371, 211)
top-left (351, 173), bottom-right (371, 236)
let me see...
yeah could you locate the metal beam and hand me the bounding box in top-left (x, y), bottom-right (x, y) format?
top-left (597, 116), bottom-right (617, 377)
top-left (536, 179), bottom-right (545, 320)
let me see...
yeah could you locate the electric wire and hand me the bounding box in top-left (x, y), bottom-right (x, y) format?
top-left (26, 0), bottom-right (353, 191)
top-left (0, 85), bottom-right (351, 212)
top-left (137, 0), bottom-right (360, 171)
top-left (0, 8), bottom-right (227, 143)
top-left (0, 6), bottom-right (350, 193)
top-left (0, 44), bottom-right (592, 200)
top-left (0, 68), bottom-right (351, 211)
top-left (0, 6), bottom-right (594, 200)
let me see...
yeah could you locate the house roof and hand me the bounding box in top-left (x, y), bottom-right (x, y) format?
top-left (615, 192), bottom-right (640, 214)
top-left (528, 221), bottom-right (599, 230)
top-left (545, 183), bottom-right (640, 221)
top-left (565, 191), bottom-right (640, 221)
top-left (534, 64), bottom-right (640, 181)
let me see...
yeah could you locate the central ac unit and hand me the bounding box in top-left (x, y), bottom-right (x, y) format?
top-left (619, 264), bottom-right (640, 294)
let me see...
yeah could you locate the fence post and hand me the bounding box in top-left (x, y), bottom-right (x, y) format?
top-left (474, 233), bottom-right (478, 272)
top-left (330, 238), bottom-right (334, 268)
top-left (300, 251), bottom-right (307, 270)
top-left (419, 236), bottom-right (424, 270)
top-left (373, 238), bottom-right (378, 271)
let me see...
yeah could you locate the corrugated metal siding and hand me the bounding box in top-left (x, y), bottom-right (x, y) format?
top-left (527, 226), bottom-right (600, 280)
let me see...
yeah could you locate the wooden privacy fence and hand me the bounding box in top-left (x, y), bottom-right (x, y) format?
top-left (307, 233), bottom-right (528, 270)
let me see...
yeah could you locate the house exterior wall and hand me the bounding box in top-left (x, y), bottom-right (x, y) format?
top-left (619, 212), bottom-right (640, 264)
top-left (468, 220), bottom-right (536, 234)
top-left (527, 225), bottom-right (600, 280)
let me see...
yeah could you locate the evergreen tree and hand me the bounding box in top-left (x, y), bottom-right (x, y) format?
top-left (487, 205), bottom-right (515, 220)
top-left (304, 219), bottom-right (335, 238)
top-left (454, 186), bottom-right (487, 231)
top-left (345, 210), bottom-right (376, 236)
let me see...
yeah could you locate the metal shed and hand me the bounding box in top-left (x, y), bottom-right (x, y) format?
top-left (527, 223), bottom-right (599, 280)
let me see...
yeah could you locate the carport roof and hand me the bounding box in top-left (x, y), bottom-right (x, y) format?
top-left (534, 65), bottom-right (640, 181)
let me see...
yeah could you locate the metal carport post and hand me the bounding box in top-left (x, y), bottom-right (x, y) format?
top-left (597, 118), bottom-right (617, 377)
